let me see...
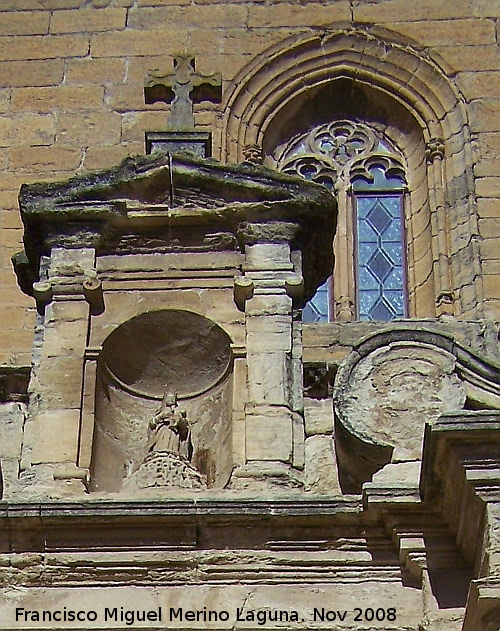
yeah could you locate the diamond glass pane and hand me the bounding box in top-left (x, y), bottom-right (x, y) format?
top-left (302, 279), bottom-right (330, 322)
top-left (356, 194), bottom-right (406, 321)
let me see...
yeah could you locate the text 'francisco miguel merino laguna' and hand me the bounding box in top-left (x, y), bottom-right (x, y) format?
top-left (15, 606), bottom-right (303, 626)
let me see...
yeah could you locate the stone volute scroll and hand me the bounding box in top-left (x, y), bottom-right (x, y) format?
top-left (333, 327), bottom-right (500, 492)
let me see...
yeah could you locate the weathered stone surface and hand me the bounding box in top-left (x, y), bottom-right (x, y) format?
top-left (246, 408), bottom-right (293, 462)
top-left (0, 402), bottom-right (25, 460)
top-left (304, 434), bottom-right (341, 495)
top-left (0, 583), bottom-right (422, 629)
top-left (304, 397), bottom-right (333, 436)
top-left (333, 327), bottom-right (500, 490)
top-left (30, 409), bottom-right (80, 465)
top-left (337, 342), bottom-right (466, 460)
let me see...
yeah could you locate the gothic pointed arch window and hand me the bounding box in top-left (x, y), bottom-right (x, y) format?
top-left (274, 120), bottom-right (408, 322)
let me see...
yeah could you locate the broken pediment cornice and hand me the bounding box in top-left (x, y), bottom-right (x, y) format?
top-left (16, 151), bottom-right (337, 301)
top-left (19, 151), bottom-right (335, 220)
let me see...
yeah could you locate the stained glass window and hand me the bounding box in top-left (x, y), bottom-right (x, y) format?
top-left (302, 280), bottom-right (330, 322)
top-left (273, 121), bottom-right (407, 322)
top-left (354, 167), bottom-right (407, 321)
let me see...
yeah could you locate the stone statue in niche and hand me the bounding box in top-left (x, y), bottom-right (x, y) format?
top-left (123, 392), bottom-right (206, 492)
top-left (148, 392), bottom-right (192, 461)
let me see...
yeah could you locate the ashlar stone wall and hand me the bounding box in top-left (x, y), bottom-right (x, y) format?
top-left (0, 0), bottom-right (499, 363)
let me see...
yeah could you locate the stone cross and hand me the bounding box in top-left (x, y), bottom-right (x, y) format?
top-left (144, 52), bottom-right (222, 131)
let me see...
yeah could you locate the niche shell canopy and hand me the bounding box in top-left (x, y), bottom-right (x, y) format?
top-left (14, 151), bottom-right (337, 306)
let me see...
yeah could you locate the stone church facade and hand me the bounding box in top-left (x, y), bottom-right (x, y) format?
top-left (0, 1), bottom-right (500, 630)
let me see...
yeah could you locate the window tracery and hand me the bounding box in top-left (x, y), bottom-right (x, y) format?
top-left (274, 120), bottom-right (408, 322)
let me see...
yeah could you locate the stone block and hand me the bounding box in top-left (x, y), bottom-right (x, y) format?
top-left (246, 316), bottom-right (291, 352)
top-left (231, 410), bottom-right (246, 466)
top-left (128, 4), bottom-right (247, 29)
top-left (353, 0), bottom-right (472, 21)
top-left (247, 352), bottom-right (289, 406)
top-left (0, 34), bottom-right (89, 62)
top-left (30, 409), bottom-right (80, 464)
top-left (0, 59), bottom-right (63, 87)
top-left (9, 145), bottom-right (82, 172)
top-left (246, 407), bottom-right (292, 462)
top-left (57, 111), bottom-right (121, 146)
top-left (476, 177), bottom-right (500, 198)
top-left (383, 19), bottom-right (496, 47)
top-left (470, 99), bottom-right (500, 132)
top-left (0, 114), bottom-right (56, 149)
top-left (244, 243), bottom-right (292, 271)
top-left (49, 247), bottom-right (95, 278)
top-left (304, 434), bottom-right (341, 495)
top-left (10, 85), bottom-right (104, 113)
top-left (484, 273), bottom-right (500, 296)
top-left (0, 11), bottom-right (48, 35)
top-left (65, 58), bottom-right (126, 85)
top-left (51, 7), bottom-right (127, 33)
top-left (479, 218), bottom-right (500, 239)
top-left (247, 2), bottom-right (351, 27)
top-left (42, 320), bottom-right (88, 357)
top-left (136, 0), bottom-right (191, 4)
top-left (36, 357), bottom-right (85, 409)
top-left (0, 0), bottom-right (45, 8)
top-left (474, 0), bottom-right (500, 17)
top-left (475, 156), bottom-right (500, 178)
top-left (40, 0), bottom-right (85, 7)
top-left (90, 29), bottom-right (189, 58)
top-left (232, 357), bottom-right (247, 413)
top-left (457, 71), bottom-right (500, 100)
top-left (0, 402), bottom-right (25, 460)
top-left (304, 397), bottom-right (333, 436)
top-left (49, 300), bottom-right (89, 323)
top-left (0, 329), bottom-right (34, 354)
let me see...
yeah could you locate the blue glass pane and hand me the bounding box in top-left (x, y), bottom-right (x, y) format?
top-left (353, 166), bottom-right (405, 191)
top-left (302, 279), bottom-right (330, 322)
top-left (358, 289), bottom-right (379, 314)
top-left (367, 201), bottom-right (392, 234)
top-left (358, 242), bottom-right (377, 265)
top-left (384, 267), bottom-right (404, 290)
top-left (356, 193), bottom-right (406, 321)
top-left (357, 218), bottom-right (377, 241)
top-left (358, 267), bottom-right (379, 290)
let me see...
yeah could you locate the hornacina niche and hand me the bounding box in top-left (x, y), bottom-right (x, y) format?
top-left (90, 309), bottom-right (234, 494)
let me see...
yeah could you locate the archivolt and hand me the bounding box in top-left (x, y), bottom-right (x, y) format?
top-left (220, 25), bottom-right (467, 162)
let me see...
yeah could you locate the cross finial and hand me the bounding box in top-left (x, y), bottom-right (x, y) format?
top-left (145, 52), bottom-right (222, 131)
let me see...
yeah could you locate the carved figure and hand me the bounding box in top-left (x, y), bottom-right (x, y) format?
top-left (123, 392), bottom-right (205, 491)
top-left (148, 392), bottom-right (192, 461)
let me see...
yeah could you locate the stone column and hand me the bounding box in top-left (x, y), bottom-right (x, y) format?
top-left (20, 247), bottom-right (98, 497)
top-left (231, 222), bottom-right (304, 490)
top-left (426, 138), bottom-right (454, 316)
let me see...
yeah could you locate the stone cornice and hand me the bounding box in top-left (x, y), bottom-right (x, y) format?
top-left (15, 152), bottom-right (336, 304)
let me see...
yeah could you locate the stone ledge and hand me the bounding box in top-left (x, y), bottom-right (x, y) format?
top-left (0, 497), bottom-right (362, 519)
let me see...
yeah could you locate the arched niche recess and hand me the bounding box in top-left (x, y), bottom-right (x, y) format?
top-left (90, 309), bottom-right (234, 494)
top-left (220, 26), bottom-right (483, 319)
